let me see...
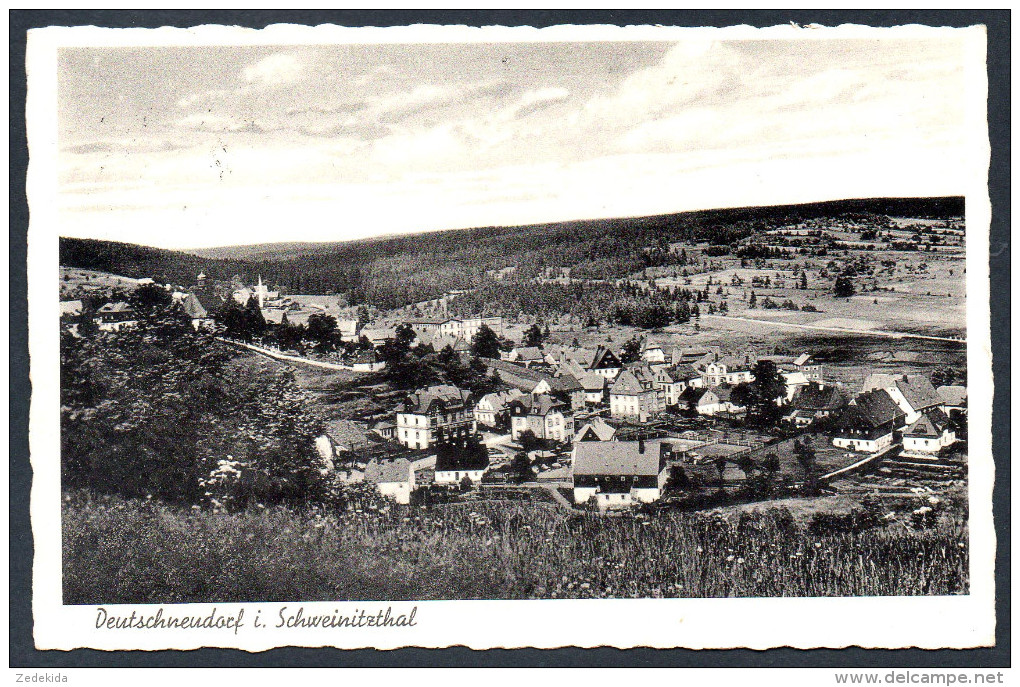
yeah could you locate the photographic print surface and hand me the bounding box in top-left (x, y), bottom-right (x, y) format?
top-left (29, 22), bottom-right (994, 650)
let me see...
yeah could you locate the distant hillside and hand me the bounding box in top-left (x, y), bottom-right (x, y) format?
top-left (62, 196), bottom-right (963, 308)
top-left (58, 237), bottom-right (271, 289)
top-left (187, 196), bottom-right (964, 263)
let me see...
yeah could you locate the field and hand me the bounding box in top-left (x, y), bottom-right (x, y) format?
top-left (63, 492), bottom-right (968, 604)
top-left (59, 266), bottom-right (147, 299)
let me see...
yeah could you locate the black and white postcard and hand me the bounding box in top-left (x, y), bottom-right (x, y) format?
top-left (26, 21), bottom-right (994, 651)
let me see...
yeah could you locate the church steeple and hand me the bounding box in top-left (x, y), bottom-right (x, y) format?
top-left (257, 275), bottom-right (266, 308)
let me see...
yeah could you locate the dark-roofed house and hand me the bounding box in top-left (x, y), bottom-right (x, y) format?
top-left (434, 439), bottom-right (490, 485)
top-left (364, 458), bottom-right (416, 504)
top-left (181, 292), bottom-right (217, 330)
top-left (560, 359), bottom-right (607, 406)
top-left (609, 367), bottom-right (664, 422)
top-left (833, 389), bottom-right (906, 453)
top-left (861, 373), bottom-right (942, 425)
top-left (588, 345), bottom-right (623, 380)
top-left (902, 408), bottom-right (956, 458)
top-left (94, 302), bottom-right (139, 332)
top-left (572, 439), bottom-right (670, 508)
top-left (533, 373), bottom-right (586, 411)
top-left (785, 382), bottom-right (848, 427)
top-left (575, 417), bottom-right (617, 442)
top-left (508, 393), bottom-right (575, 442)
top-left (395, 384), bottom-right (474, 450)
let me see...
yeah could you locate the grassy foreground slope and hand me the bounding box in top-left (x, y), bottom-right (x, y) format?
top-left (64, 494), bottom-right (968, 604)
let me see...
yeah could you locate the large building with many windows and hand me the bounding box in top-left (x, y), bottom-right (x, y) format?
top-left (395, 384), bottom-right (475, 450)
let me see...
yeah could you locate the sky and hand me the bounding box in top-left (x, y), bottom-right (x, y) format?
top-left (56, 37), bottom-right (970, 250)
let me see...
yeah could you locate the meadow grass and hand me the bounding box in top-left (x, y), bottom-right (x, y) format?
top-left (63, 492), bottom-right (968, 604)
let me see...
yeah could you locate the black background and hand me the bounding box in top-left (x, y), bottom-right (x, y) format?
top-left (9, 9), bottom-right (1011, 669)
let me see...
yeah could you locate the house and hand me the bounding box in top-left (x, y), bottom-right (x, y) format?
top-left (503, 346), bottom-right (548, 367)
top-left (508, 393), bottom-right (575, 442)
top-left (785, 382), bottom-right (847, 427)
top-left (364, 458), bottom-right (416, 504)
top-left (395, 384), bottom-right (475, 450)
top-left (533, 374), bottom-right (586, 411)
top-left (791, 353), bottom-right (824, 382)
top-left (261, 309), bottom-right (287, 327)
top-left (936, 385), bottom-right (967, 420)
top-left (348, 350), bottom-right (385, 372)
top-left (902, 408), bottom-right (957, 458)
top-left (558, 344), bottom-right (622, 380)
top-left (560, 359), bottom-right (607, 406)
top-left (361, 327), bottom-right (397, 348)
top-left (609, 367), bottom-right (664, 422)
top-left (692, 386), bottom-right (745, 416)
top-left (336, 319), bottom-right (361, 342)
top-left (575, 417), bottom-right (617, 442)
top-left (589, 345), bottom-right (623, 379)
top-left (860, 374), bottom-right (942, 425)
top-left (641, 342), bottom-right (667, 364)
top-left (370, 420), bottom-right (397, 440)
top-left (180, 292), bottom-right (218, 330)
top-left (833, 389), bottom-right (906, 453)
top-left (654, 364), bottom-right (702, 407)
top-left (414, 316), bottom-right (503, 341)
top-left (60, 300), bottom-right (84, 334)
top-left (483, 358), bottom-right (551, 394)
top-left (434, 439), bottom-right (490, 485)
top-left (94, 302), bottom-right (139, 332)
top-left (701, 355), bottom-right (754, 387)
top-left (781, 371), bottom-right (811, 402)
top-left (572, 439), bottom-right (670, 509)
top-left (474, 389), bottom-right (524, 428)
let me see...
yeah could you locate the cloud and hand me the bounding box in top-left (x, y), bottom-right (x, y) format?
top-left (242, 53), bottom-right (302, 85)
top-left (511, 87), bottom-right (571, 119)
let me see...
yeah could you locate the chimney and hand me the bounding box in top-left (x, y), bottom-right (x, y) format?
top-left (638, 437), bottom-right (645, 454)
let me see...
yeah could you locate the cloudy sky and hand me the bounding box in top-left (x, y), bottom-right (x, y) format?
top-left (57, 37), bottom-right (969, 249)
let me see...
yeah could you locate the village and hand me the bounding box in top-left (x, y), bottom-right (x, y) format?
top-left (59, 264), bottom-right (968, 514)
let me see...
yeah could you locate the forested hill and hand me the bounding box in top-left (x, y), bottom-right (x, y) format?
top-left (61, 196), bottom-right (963, 309)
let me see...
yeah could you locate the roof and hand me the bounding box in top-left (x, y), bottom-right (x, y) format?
top-left (510, 393), bottom-right (567, 417)
top-left (714, 355), bottom-right (751, 371)
top-left (573, 441), bottom-right (664, 477)
top-left (791, 383), bottom-right (846, 411)
top-left (323, 418), bottom-right (370, 449)
top-left (435, 442), bottom-right (490, 472)
top-left (896, 375), bottom-right (943, 412)
top-left (862, 374), bottom-right (942, 412)
top-left (478, 389), bottom-right (523, 412)
top-left (364, 458), bottom-right (413, 484)
top-left (656, 364), bottom-right (699, 384)
top-left (180, 292), bottom-right (209, 319)
top-left (336, 319), bottom-right (360, 336)
top-left (546, 373), bottom-right (583, 393)
top-left (513, 346), bottom-right (546, 361)
top-left (904, 408), bottom-right (951, 438)
top-left (793, 353), bottom-right (814, 366)
top-left (936, 385), bottom-right (967, 407)
top-left (408, 317), bottom-right (445, 326)
top-left (783, 371), bottom-right (810, 386)
top-left (846, 389), bottom-right (904, 428)
top-left (577, 371), bottom-right (606, 391)
top-left (703, 385), bottom-right (733, 403)
top-left (610, 370), bottom-right (645, 396)
top-left (60, 300), bottom-right (83, 317)
top-left (399, 384), bottom-right (470, 414)
top-left (362, 327), bottom-right (397, 341)
top-left (590, 345), bottom-right (621, 370)
top-left (576, 418), bottom-right (617, 441)
top-left (97, 301), bottom-right (134, 314)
